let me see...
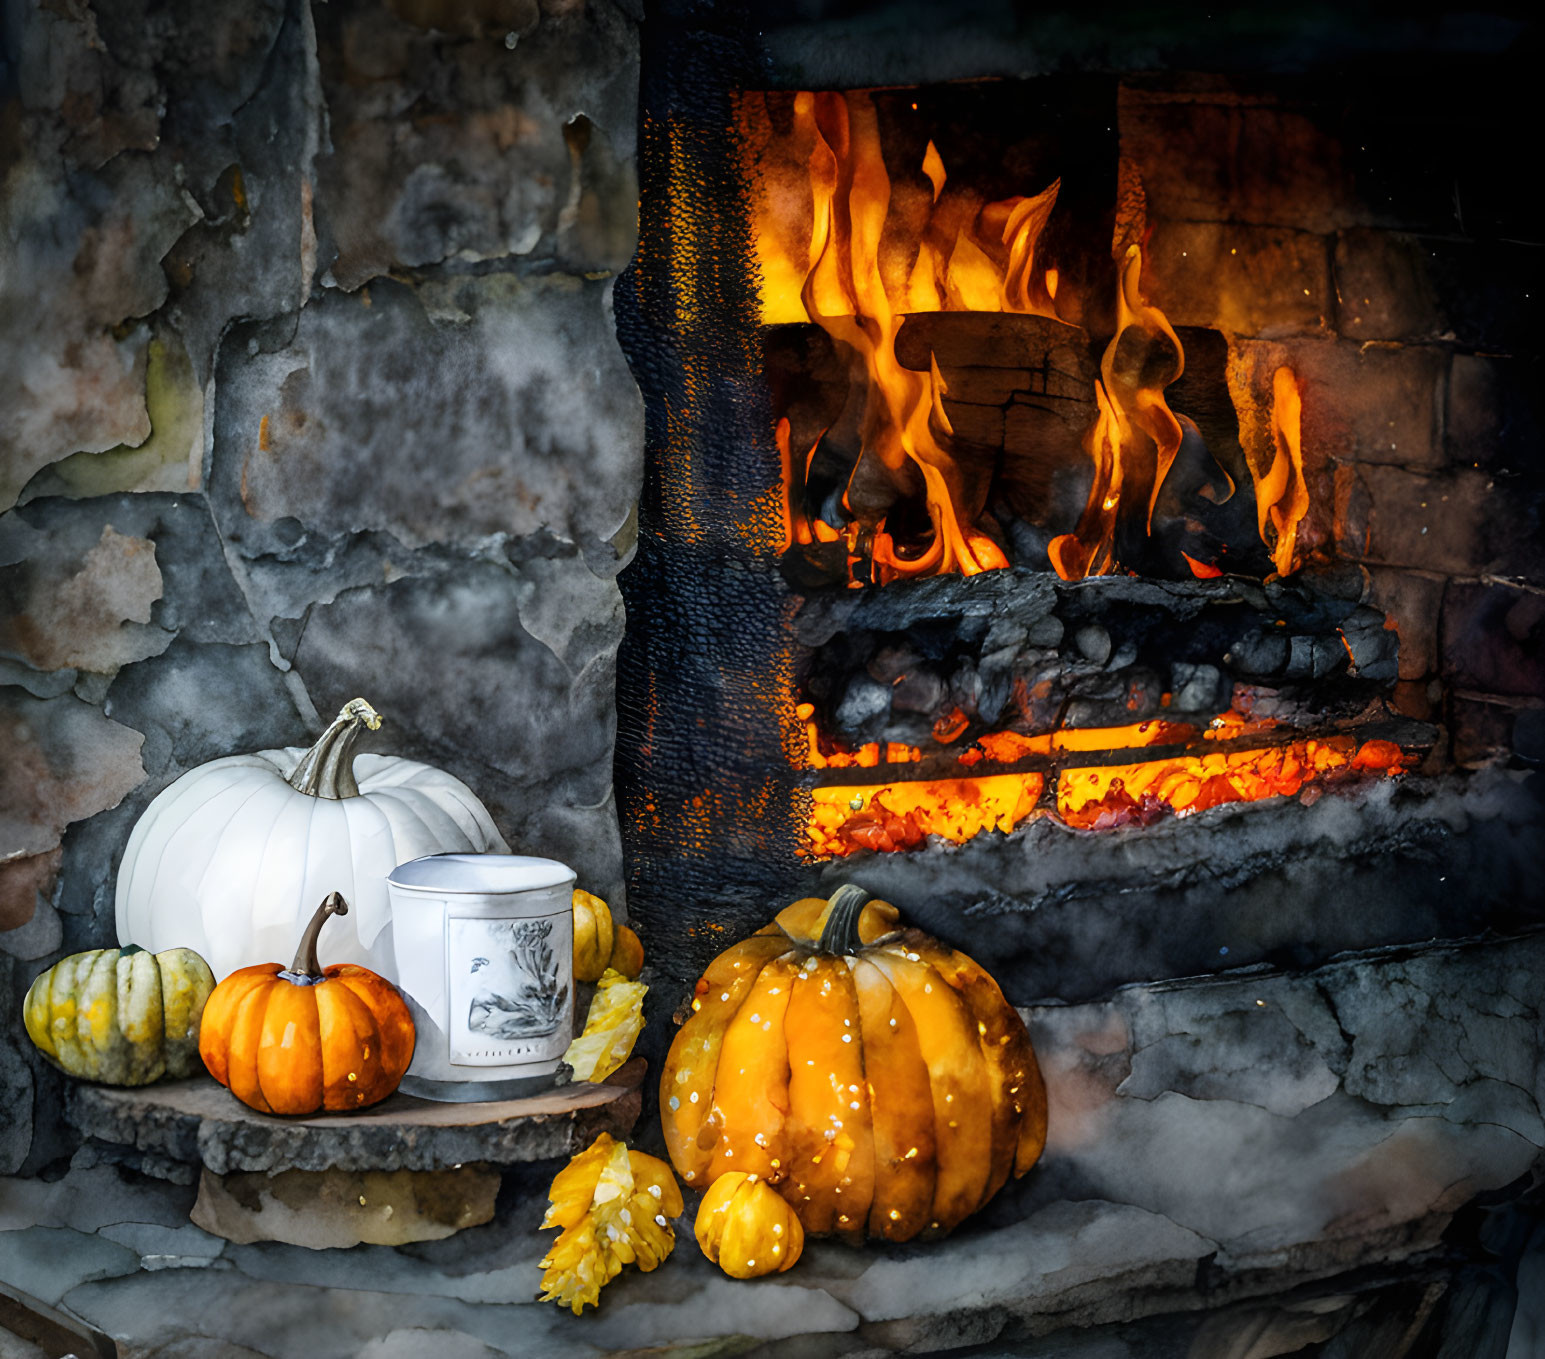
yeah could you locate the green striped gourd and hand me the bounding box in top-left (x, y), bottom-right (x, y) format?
top-left (23, 946), bottom-right (215, 1085)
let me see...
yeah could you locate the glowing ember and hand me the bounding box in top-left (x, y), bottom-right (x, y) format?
top-left (800, 709), bottom-right (1196, 771)
top-left (806, 774), bottom-right (1045, 857)
top-left (1057, 737), bottom-right (1412, 830)
top-left (798, 686), bottom-right (1414, 856)
top-left (958, 720), bottom-right (1197, 765)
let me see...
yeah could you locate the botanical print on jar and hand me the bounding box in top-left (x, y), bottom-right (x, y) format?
top-left (446, 914), bottom-right (573, 1066)
top-left (467, 919), bottom-right (565, 1039)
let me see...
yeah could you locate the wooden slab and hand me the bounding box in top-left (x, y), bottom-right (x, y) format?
top-left (65, 1059), bottom-right (645, 1175)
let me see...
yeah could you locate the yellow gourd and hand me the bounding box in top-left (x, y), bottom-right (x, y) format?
top-left (695, 1172), bottom-right (805, 1278)
top-left (572, 889), bottom-right (616, 984)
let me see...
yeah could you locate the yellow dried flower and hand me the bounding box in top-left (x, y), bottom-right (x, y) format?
top-left (563, 968), bottom-right (647, 1084)
top-left (538, 1132), bottom-right (684, 1313)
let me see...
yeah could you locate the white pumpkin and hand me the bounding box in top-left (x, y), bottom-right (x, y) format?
top-left (115, 698), bottom-right (509, 980)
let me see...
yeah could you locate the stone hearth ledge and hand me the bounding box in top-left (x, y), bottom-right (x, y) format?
top-left (0, 931), bottom-right (1539, 1357)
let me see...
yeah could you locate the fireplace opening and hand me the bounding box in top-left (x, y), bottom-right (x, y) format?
top-left (735, 82), bottom-right (1432, 864)
top-left (614, 9), bottom-right (1544, 1007)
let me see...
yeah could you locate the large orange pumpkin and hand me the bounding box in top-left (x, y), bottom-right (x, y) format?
top-left (199, 893), bottom-right (415, 1114)
top-left (661, 885), bottom-right (1046, 1243)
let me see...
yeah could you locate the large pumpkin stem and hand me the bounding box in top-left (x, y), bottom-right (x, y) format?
top-left (819, 884), bottom-right (874, 954)
top-left (283, 893), bottom-right (349, 983)
top-left (286, 698), bottom-right (382, 800)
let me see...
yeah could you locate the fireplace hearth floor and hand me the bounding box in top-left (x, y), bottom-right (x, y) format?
top-left (4, 930), bottom-right (1541, 1357)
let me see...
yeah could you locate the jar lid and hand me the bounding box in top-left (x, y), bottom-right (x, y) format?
top-left (386, 853), bottom-right (576, 895)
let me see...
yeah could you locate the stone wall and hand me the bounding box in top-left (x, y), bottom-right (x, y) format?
top-left (1, 0), bottom-right (643, 1173)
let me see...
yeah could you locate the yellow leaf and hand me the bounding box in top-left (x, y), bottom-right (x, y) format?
top-left (563, 969), bottom-right (647, 1084)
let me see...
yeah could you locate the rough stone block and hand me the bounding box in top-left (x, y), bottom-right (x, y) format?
top-left (0, 848), bottom-right (61, 936)
top-left (103, 638), bottom-right (309, 785)
top-left (1441, 582), bottom-right (1545, 700)
top-left (1142, 221), bottom-right (1332, 338)
top-left (0, 0), bottom-right (311, 508)
top-left (1230, 337), bottom-right (1447, 476)
top-left (211, 274), bottom-right (643, 554)
top-left (1119, 85), bottom-right (1358, 234)
top-left (156, 11), bottom-right (323, 384)
top-left (20, 326), bottom-right (206, 503)
top-left (1448, 695), bottom-right (1518, 770)
top-left (0, 522), bottom-right (169, 677)
top-left (0, 960), bottom-right (37, 1174)
top-left (191, 1166), bottom-right (500, 1248)
top-left (1334, 464), bottom-right (1524, 577)
top-left (312, 0), bottom-right (639, 290)
top-left (1447, 353), bottom-right (1544, 475)
top-left (289, 554), bottom-right (625, 900)
top-left (0, 690), bottom-right (146, 866)
top-left (1333, 229), bottom-right (1446, 342)
top-left (1, 494), bottom-right (263, 658)
top-left (1364, 569), bottom-right (1444, 681)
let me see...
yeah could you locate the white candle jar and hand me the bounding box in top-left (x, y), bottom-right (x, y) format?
top-left (385, 853), bottom-right (575, 1101)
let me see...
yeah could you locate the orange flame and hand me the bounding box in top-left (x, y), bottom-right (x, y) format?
top-left (762, 91), bottom-right (1066, 583)
top-left (1258, 366), bottom-right (1309, 576)
top-left (1048, 244), bottom-right (1185, 580)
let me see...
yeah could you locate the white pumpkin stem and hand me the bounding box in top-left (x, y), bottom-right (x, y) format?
top-left (284, 893), bottom-right (349, 982)
top-left (286, 698), bottom-right (382, 800)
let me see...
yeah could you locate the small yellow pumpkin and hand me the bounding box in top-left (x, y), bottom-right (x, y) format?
top-left (696, 1172), bottom-right (805, 1278)
top-left (572, 889), bottom-right (616, 984)
top-left (23, 946), bottom-right (214, 1085)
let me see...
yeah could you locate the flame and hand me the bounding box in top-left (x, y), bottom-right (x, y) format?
top-left (1257, 366), bottom-right (1309, 576)
top-left (760, 91), bottom-right (1064, 583)
top-left (754, 94), bottom-right (1326, 586)
top-left (1048, 244), bottom-right (1185, 580)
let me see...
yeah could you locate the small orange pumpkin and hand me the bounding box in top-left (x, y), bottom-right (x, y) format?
top-left (661, 885), bottom-right (1046, 1243)
top-left (696, 1172), bottom-right (804, 1278)
top-left (198, 893), bottom-right (414, 1114)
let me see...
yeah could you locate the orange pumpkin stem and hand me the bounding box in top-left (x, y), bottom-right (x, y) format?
top-left (818, 884), bottom-right (873, 954)
top-left (285, 893), bottom-right (349, 982)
